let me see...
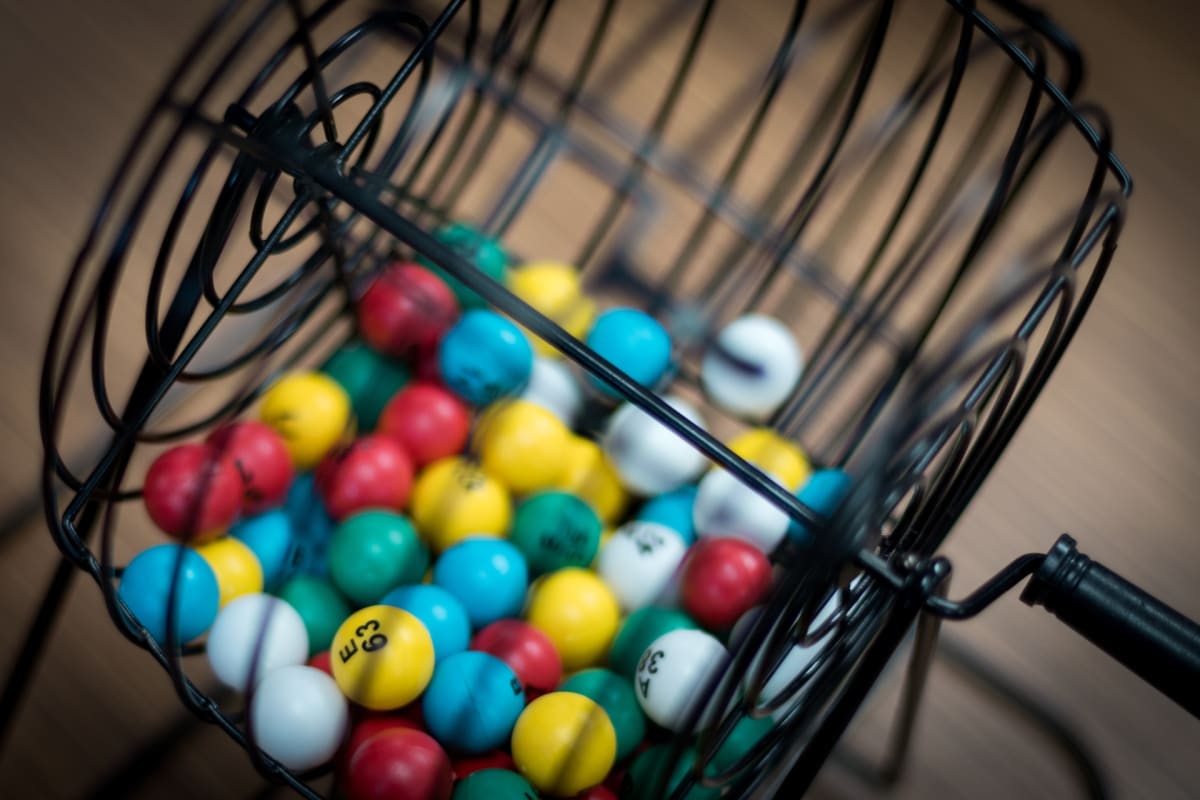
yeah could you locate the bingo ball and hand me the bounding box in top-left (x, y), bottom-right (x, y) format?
top-left (700, 314), bottom-right (803, 421)
top-left (422, 221), bottom-right (509, 310)
top-left (206, 421), bottom-right (294, 514)
top-left (790, 468), bottom-right (852, 543)
top-left (249, 664), bottom-right (349, 771)
top-left (343, 716), bottom-right (423, 770)
top-left (379, 383), bottom-right (471, 468)
top-left (315, 434), bottom-right (414, 521)
top-left (693, 468), bottom-right (790, 554)
top-left (438, 310), bottom-right (533, 405)
top-left (559, 669), bottom-right (646, 762)
top-left (309, 650), bottom-right (333, 676)
top-left (554, 436), bottom-right (629, 525)
top-left (707, 714), bottom-right (774, 775)
top-left (382, 584), bottom-right (471, 664)
top-left (594, 521), bottom-right (687, 612)
top-left (510, 692), bottom-right (616, 796)
top-left (195, 536), bottom-right (264, 607)
top-left (603, 396), bottom-right (708, 496)
top-left (421, 651), bottom-right (525, 753)
top-left (230, 510), bottom-right (293, 590)
top-left (118, 543), bottom-right (219, 645)
top-left (206, 593), bottom-right (308, 692)
top-left (476, 400), bottom-right (570, 494)
top-left (331, 605), bottom-right (436, 710)
top-left (320, 340), bottom-right (412, 431)
top-left (278, 575), bottom-right (353, 657)
top-left (452, 768), bottom-right (536, 799)
top-left (143, 443), bottom-right (242, 542)
top-left (409, 457), bottom-right (511, 552)
top-left (634, 628), bottom-right (729, 732)
top-left (624, 745), bottom-right (718, 800)
top-left (521, 356), bottom-right (583, 428)
top-left (470, 619), bottom-right (563, 695)
top-left (260, 371), bottom-right (353, 470)
top-left (510, 491), bottom-right (602, 575)
top-left (525, 568), bottom-right (619, 671)
top-left (451, 752), bottom-right (516, 780)
top-left (357, 261), bottom-right (459, 358)
top-left (344, 727), bottom-right (454, 800)
top-left (284, 472), bottom-right (337, 578)
top-left (728, 428), bottom-right (811, 491)
top-left (434, 538), bottom-right (528, 629)
top-left (607, 606), bottom-right (699, 679)
top-left (584, 307), bottom-right (673, 397)
top-left (329, 510), bottom-right (425, 606)
top-left (635, 486), bottom-right (697, 544)
top-left (506, 261), bottom-right (595, 358)
top-left (680, 537), bottom-right (772, 632)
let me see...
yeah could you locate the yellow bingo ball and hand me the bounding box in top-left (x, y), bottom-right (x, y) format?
top-left (554, 436), bottom-right (629, 524)
top-left (525, 567), bottom-right (620, 671)
top-left (330, 605), bottom-right (434, 710)
top-left (410, 456), bottom-right (512, 552)
top-left (511, 691), bottom-right (617, 796)
top-left (196, 537), bottom-right (263, 607)
top-left (729, 428), bottom-right (811, 491)
top-left (260, 371), bottom-right (353, 470)
top-left (507, 262), bottom-right (596, 357)
top-left (477, 400), bottom-right (570, 494)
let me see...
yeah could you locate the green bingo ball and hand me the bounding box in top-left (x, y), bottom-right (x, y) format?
top-left (510, 491), bottom-right (602, 575)
top-left (624, 745), bottom-right (720, 800)
top-left (320, 340), bottom-right (411, 430)
top-left (422, 222), bottom-right (509, 310)
top-left (707, 713), bottom-right (774, 776)
top-left (560, 668), bottom-right (646, 762)
top-left (276, 575), bottom-right (352, 657)
top-left (608, 606), bottom-right (700, 679)
top-left (451, 768), bottom-right (537, 800)
top-left (328, 510), bottom-right (425, 606)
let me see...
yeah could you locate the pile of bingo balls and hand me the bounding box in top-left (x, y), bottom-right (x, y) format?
top-left (118, 221), bottom-right (854, 798)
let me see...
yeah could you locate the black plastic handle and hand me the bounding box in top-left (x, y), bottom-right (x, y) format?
top-left (1020, 535), bottom-right (1200, 717)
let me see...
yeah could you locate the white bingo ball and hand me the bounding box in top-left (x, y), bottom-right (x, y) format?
top-left (249, 664), bottom-right (349, 771)
top-left (701, 314), bottom-right (803, 421)
top-left (603, 395), bottom-right (708, 496)
top-left (206, 593), bottom-right (308, 692)
top-left (634, 628), bottom-right (730, 731)
top-left (521, 356), bottom-right (583, 428)
top-left (693, 467), bottom-right (790, 554)
top-left (595, 521), bottom-right (688, 612)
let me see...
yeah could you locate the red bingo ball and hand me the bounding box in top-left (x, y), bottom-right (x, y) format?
top-left (345, 728), bottom-right (453, 800)
top-left (343, 715), bottom-right (422, 769)
top-left (357, 262), bottom-right (459, 359)
top-left (578, 785), bottom-right (619, 800)
top-left (307, 650), bottom-right (333, 677)
top-left (315, 435), bottom-right (414, 522)
top-left (452, 750), bottom-right (516, 779)
top-left (143, 443), bottom-right (243, 542)
top-left (207, 421), bottom-right (294, 514)
top-left (682, 537), bottom-right (773, 632)
top-left (470, 619), bottom-right (562, 695)
top-left (379, 383), bottom-right (471, 468)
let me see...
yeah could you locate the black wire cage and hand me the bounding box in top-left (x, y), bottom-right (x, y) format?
top-left (13, 0), bottom-right (1200, 797)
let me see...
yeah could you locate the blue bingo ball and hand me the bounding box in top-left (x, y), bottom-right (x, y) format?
top-left (438, 310), bottom-right (533, 406)
top-left (433, 538), bottom-right (529, 629)
top-left (636, 486), bottom-right (698, 545)
top-left (231, 510), bottom-right (294, 590)
top-left (118, 544), bottom-right (220, 645)
top-left (422, 650), bottom-right (525, 753)
top-left (283, 473), bottom-right (336, 578)
top-left (382, 584), bottom-right (472, 664)
top-left (789, 468), bottom-right (852, 542)
top-left (585, 307), bottom-right (673, 397)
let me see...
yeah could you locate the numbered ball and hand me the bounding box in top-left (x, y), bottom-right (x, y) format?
top-left (708, 713), bottom-right (774, 775)
top-left (635, 486), bottom-right (697, 545)
top-left (382, 584), bottom-right (471, 664)
top-left (230, 510), bottom-right (294, 590)
top-left (585, 307), bottom-right (673, 397)
top-left (451, 768), bottom-right (536, 799)
top-left (422, 651), bottom-right (525, 753)
top-left (283, 473), bottom-right (338, 579)
top-left (525, 568), bottom-right (620, 671)
top-left (344, 727), bottom-right (454, 800)
top-left (477, 400), bottom-right (570, 494)
top-left (118, 543), bottom-right (219, 645)
top-left (343, 715), bottom-right (423, 772)
top-left (329, 510), bottom-right (426, 606)
top-left (196, 536), bottom-right (264, 608)
top-left (510, 692), bottom-right (616, 796)
top-left (451, 752), bottom-right (516, 781)
top-left (438, 310), bottom-right (533, 405)
top-left (521, 356), bottom-right (583, 428)
top-left (603, 396), bottom-right (708, 496)
top-left (560, 668), bottom-right (646, 762)
top-left (433, 538), bottom-right (529, 629)
top-left (634, 628), bottom-right (729, 732)
top-left (332, 605), bottom-right (436, 710)
top-left (728, 428), bottom-right (811, 491)
top-left (410, 457), bottom-right (511, 553)
top-left (278, 576), bottom-right (353, 657)
top-left (470, 619), bottom-right (562, 695)
top-left (790, 468), bottom-right (852, 543)
top-left (507, 261), bottom-right (596, 358)
top-left (260, 371), bottom-right (353, 470)
top-left (510, 491), bottom-right (602, 575)
top-left (320, 340), bottom-right (412, 431)
top-left (249, 664), bottom-right (349, 771)
top-left (315, 435), bottom-right (414, 522)
top-left (422, 221), bottom-right (509, 310)
top-left (594, 521), bottom-right (687, 613)
top-left (625, 745), bottom-right (718, 800)
top-left (693, 468), bottom-right (790, 554)
top-left (143, 443), bottom-right (243, 542)
top-left (607, 606), bottom-right (700, 679)
top-left (378, 383), bottom-right (471, 468)
top-left (700, 314), bottom-right (803, 420)
top-left (207, 421), bottom-right (294, 515)
top-left (681, 537), bottom-right (772, 632)
top-left (207, 593), bottom-right (308, 692)
top-left (357, 261), bottom-right (459, 358)
top-left (554, 436), bottom-right (629, 525)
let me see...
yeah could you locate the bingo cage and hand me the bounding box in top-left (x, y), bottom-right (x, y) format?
top-left (7, 0), bottom-right (1200, 797)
